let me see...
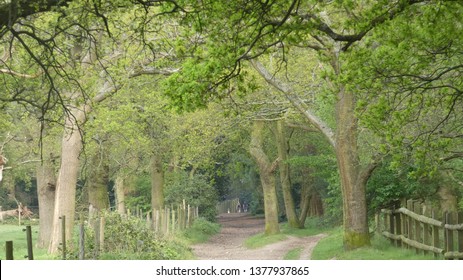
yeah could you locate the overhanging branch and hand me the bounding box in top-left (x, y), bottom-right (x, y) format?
top-left (129, 66), bottom-right (180, 78)
top-left (250, 59), bottom-right (336, 148)
top-left (0, 68), bottom-right (42, 78)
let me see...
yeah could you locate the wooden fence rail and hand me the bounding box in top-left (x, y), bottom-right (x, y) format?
top-left (380, 199), bottom-right (463, 259)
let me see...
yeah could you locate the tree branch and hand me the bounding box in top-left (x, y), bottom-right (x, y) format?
top-left (250, 59), bottom-right (336, 148)
top-left (0, 68), bottom-right (42, 78)
top-left (0, 0), bottom-right (73, 31)
top-left (129, 66), bottom-right (180, 78)
top-left (296, 0), bottom-right (427, 51)
top-left (285, 122), bottom-right (318, 132)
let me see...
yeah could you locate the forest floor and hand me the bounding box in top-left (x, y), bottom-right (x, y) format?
top-left (191, 213), bottom-right (327, 260)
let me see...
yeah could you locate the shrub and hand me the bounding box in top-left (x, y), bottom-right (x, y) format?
top-left (182, 218), bottom-right (220, 244)
top-left (71, 211), bottom-right (189, 260)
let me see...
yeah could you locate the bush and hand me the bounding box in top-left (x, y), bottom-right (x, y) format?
top-left (71, 211), bottom-right (190, 260)
top-left (182, 218), bottom-right (221, 244)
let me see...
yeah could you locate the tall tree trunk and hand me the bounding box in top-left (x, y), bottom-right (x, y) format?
top-left (308, 191), bottom-right (324, 217)
top-left (298, 180), bottom-right (312, 226)
top-left (87, 141), bottom-right (110, 211)
top-left (335, 85), bottom-right (370, 250)
top-left (36, 154), bottom-right (56, 248)
top-left (249, 121), bottom-right (280, 234)
top-left (151, 153), bottom-right (164, 212)
top-left (114, 175), bottom-right (126, 215)
top-left (48, 109), bottom-right (85, 254)
top-left (251, 59), bottom-right (376, 249)
top-left (275, 120), bottom-right (301, 228)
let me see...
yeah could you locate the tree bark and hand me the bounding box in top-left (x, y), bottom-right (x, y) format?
top-left (275, 120), bottom-right (301, 228)
top-left (298, 180), bottom-right (312, 226)
top-left (151, 153), bottom-right (164, 212)
top-left (335, 84), bottom-right (370, 250)
top-left (36, 154), bottom-right (56, 248)
top-left (114, 175), bottom-right (126, 215)
top-left (48, 109), bottom-right (84, 254)
top-left (87, 141), bottom-right (110, 211)
top-left (249, 121), bottom-right (280, 234)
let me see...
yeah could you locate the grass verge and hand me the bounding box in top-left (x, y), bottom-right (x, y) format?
top-left (244, 217), bottom-right (443, 260)
top-left (311, 227), bottom-right (442, 260)
top-left (181, 218), bottom-right (221, 245)
top-left (283, 247), bottom-right (303, 260)
top-left (0, 217), bottom-right (221, 260)
top-left (244, 217), bottom-right (330, 249)
top-left (0, 223), bottom-right (52, 260)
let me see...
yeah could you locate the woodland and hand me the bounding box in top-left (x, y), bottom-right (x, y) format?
top-left (0, 0), bottom-right (462, 257)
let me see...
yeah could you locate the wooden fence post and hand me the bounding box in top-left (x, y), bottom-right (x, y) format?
top-left (407, 200), bottom-right (414, 250)
top-left (172, 208), bottom-right (176, 233)
top-left (375, 212), bottom-right (380, 235)
top-left (183, 201), bottom-right (187, 229)
top-left (18, 204), bottom-right (21, 226)
top-left (445, 212), bottom-right (454, 260)
top-left (24, 225), bottom-right (33, 260)
top-left (422, 204), bottom-right (431, 256)
top-left (388, 207), bottom-right (395, 246)
top-left (394, 208), bottom-right (402, 248)
top-left (458, 212), bottom-right (463, 260)
top-left (187, 204), bottom-right (191, 228)
top-left (432, 209), bottom-right (440, 258)
top-left (162, 208), bottom-right (167, 234)
top-left (146, 212), bottom-right (151, 228)
top-left (177, 205), bottom-right (182, 230)
top-left (166, 207), bottom-right (170, 235)
top-left (414, 202), bottom-right (422, 254)
top-left (5, 241), bottom-right (13, 260)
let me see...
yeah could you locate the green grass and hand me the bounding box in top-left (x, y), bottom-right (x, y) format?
top-left (244, 217), bottom-right (443, 260)
top-left (244, 217), bottom-right (330, 249)
top-left (181, 218), bottom-right (221, 245)
top-left (311, 227), bottom-right (442, 260)
top-left (0, 222), bottom-right (52, 260)
top-left (283, 247), bottom-right (303, 260)
top-left (244, 232), bottom-right (288, 249)
top-left (0, 217), bottom-right (221, 260)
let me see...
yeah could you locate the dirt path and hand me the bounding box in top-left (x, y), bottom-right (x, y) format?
top-left (192, 213), bottom-right (327, 260)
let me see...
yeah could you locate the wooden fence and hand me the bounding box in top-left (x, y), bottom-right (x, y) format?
top-left (3, 203), bottom-right (199, 260)
top-left (82, 203), bottom-right (199, 259)
top-left (380, 200), bottom-right (463, 259)
top-left (150, 203), bottom-right (199, 234)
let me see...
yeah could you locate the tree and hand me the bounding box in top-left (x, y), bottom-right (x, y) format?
top-left (345, 2), bottom-right (463, 210)
top-left (156, 0), bottom-right (451, 250)
top-left (249, 120), bottom-right (280, 234)
top-left (36, 137), bottom-right (58, 248)
top-left (275, 119), bottom-right (301, 228)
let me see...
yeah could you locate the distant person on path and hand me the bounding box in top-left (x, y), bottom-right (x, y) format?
top-left (236, 203), bottom-right (242, 213)
top-left (243, 203), bottom-right (249, 213)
